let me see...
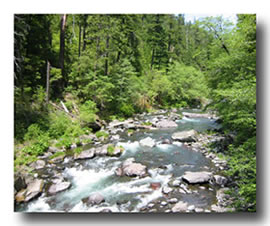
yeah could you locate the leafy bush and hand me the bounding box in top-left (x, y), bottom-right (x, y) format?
top-left (49, 151), bottom-right (65, 160)
top-left (107, 145), bottom-right (115, 156)
top-left (96, 131), bottom-right (109, 139)
top-left (119, 103), bottom-right (135, 117)
top-left (79, 100), bottom-right (98, 125)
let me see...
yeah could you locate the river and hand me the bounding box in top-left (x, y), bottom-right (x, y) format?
top-left (15, 109), bottom-right (224, 213)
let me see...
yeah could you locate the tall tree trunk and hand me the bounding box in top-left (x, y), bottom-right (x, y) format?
top-left (150, 48), bottom-right (155, 70)
top-left (82, 15), bottom-right (88, 52)
top-left (94, 36), bottom-right (100, 73)
top-left (59, 14), bottom-right (67, 86)
top-left (78, 24), bottom-right (81, 57)
top-left (104, 35), bottom-right (110, 75)
top-left (46, 61), bottom-right (50, 104)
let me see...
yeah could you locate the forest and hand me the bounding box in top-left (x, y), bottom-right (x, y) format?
top-left (14, 14), bottom-right (256, 212)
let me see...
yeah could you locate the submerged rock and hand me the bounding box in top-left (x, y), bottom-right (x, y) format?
top-left (182, 171), bottom-right (212, 184)
top-left (171, 130), bottom-right (197, 142)
top-left (139, 137), bottom-right (156, 147)
top-left (150, 182), bottom-right (161, 190)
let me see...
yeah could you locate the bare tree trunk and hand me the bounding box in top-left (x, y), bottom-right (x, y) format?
top-left (46, 61), bottom-right (50, 104)
top-left (94, 36), bottom-right (100, 73)
top-left (104, 35), bottom-right (110, 75)
top-left (150, 48), bottom-right (155, 70)
top-left (59, 14), bottom-right (67, 86)
top-left (82, 15), bottom-right (88, 52)
top-left (78, 24), bottom-right (81, 57)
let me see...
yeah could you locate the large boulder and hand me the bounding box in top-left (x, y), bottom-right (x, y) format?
top-left (82, 192), bottom-right (105, 206)
top-left (182, 112), bottom-right (218, 119)
top-left (171, 130), bottom-right (197, 142)
top-left (48, 181), bottom-right (71, 195)
top-left (15, 179), bottom-right (44, 203)
top-left (14, 175), bottom-right (27, 192)
top-left (95, 144), bottom-right (108, 156)
top-left (213, 175), bottom-right (228, 187)
top-left (171, 201), bottom-right (188, 212)
top-left (123, 163), bottom-right (147, 177)
top-left (74, 148), bottom-right (95, 160)
top-left (139, 137), bottom-right (156, 147)
top-left (155, 120), bottom-right (178, 128)
top-left (182, 171), bottom-right (212, 184)
top-left (30, 160), bottom-right (46, 170)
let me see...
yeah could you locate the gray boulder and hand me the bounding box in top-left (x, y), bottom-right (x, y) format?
top-left (213, 175), bottom-right (228, 187)
top-left (82, 192), bottom-right (105, 205)
top-left (95, 144), bottom-right (108, 156)
top-left (171, 130), bottom-right (198, 142)
top-left (14, 175), bottom-right (27, 192)
top-left (30, 160), bottom-right (46, 170)
top-left (15, 179), bottom-right (44, 203)
top-left (123, 162), bottom-right (147, 177)
top-left (171, 201), bottom-right (188, 212)
top-left (74, 148), bottom-right (95, 160)
top-left (48, 181), bottom-right (71, 195)
top-left (156, 120), bottom-right (178, 128)
top-left (182, 171), bottom-right (212, 184)
top-left (139, 137), bottom-right (156, 147)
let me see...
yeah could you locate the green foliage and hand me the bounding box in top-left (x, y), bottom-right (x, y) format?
top-left (79, 100), bottom-right (98, 125)
top-left (107, 145), bottom-right (115, 156)
top-left (49, 151), bottom-right (66, 160)
top-left (96, 131), bottom-right (109, 139)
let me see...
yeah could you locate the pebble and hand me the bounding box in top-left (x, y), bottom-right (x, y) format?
top-left (188, 205), bottom-right (195, 211)
top-left (195, 207), bottom-right (204, 213)
top-left (161, 201), bottom-right (167, 206)
top-left (172, 180), bottom-right (181, 187)
top-left (148, 203), bottom-right (155, 208)
top-left (168, 198), bottom-right (178, 204)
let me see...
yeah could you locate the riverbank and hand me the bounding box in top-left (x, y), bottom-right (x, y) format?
top-left (14, 108), bottom-right (235, 213)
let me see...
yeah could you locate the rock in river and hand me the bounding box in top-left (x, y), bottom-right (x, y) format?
top-left (155, 120), bottom-right (178, 128)
top-left (182, 171), bottom-right (212, 184)
top-left (82, 192), bottom-right (105, 206)
top-left (15, 179), bottom-right (44, 203)
top-left (171, 201), bottom-right (188, 212)
top-left (139, 137), bottom-right (156, 147)
top-left (171, 130), bottom-right (197, 142)
top-left (48, 181), bottom-right (71, 195)
top-left (74, 148), bottom-right (95, 160)
top-left (123, 163), bottom-right (147, 177)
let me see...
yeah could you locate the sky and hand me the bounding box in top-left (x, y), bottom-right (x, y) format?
top-left (184, 13), bottom-right (238, 25)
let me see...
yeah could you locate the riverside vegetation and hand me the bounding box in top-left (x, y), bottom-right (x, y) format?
top-left (14, 14), bottom-right (256, 212)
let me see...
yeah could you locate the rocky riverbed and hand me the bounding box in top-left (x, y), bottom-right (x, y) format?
top-left (14, 109), bottom-right (235, 213)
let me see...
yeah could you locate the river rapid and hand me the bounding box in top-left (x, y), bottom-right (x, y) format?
top-left (16, 109), bottom-right (227, 213)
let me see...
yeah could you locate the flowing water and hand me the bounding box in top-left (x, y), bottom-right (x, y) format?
top-left (16, 110), bottom-right (221, 212)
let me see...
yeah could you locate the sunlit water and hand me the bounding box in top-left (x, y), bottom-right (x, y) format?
top-left (16, 111), bottom-right (221, 212)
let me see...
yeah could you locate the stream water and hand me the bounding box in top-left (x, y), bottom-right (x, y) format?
top-left (16, 110), bottom-right (221, 213)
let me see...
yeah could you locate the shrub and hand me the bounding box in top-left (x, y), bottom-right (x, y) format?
top-left (107, 145), bottom-right (115, 156)
top-left (96, 131), bottom-right (109, 139)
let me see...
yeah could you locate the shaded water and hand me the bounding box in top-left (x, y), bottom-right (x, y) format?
top-left (16, 111), bottom-right (221, 212)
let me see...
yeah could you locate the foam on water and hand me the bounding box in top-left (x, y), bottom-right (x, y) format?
top-left (26, 196), bottom-right (54, 212)
top-left (182, 116), bottom-right (200, 122)
top-left (156, 143), bottom-right (174, 151)
top-left (117, 141), bottom-right (140, 153)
